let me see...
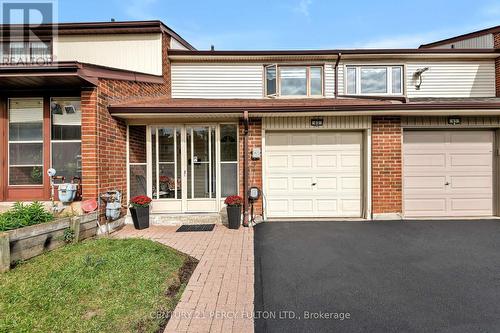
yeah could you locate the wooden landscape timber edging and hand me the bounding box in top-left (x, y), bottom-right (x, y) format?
top-left (0, 212), bottom-right (98, 273)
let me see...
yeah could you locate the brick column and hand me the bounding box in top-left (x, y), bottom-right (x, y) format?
top-left (239, 118), bottom-right (263, 218)
top-left (372, 116), bottom-right (402, 219)
top-left (494, 33), bottom-right (500, 97)
top-left (80, 88), bottom-right (99, 200)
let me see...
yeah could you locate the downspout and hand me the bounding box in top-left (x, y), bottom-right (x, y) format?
top-left (334, 52), bottom-right (342, 98)
top-left (242, 111), bottom-right (250, 227)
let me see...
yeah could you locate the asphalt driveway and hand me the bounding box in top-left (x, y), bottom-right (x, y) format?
top-left (254, 221), bottom-right (500, 333)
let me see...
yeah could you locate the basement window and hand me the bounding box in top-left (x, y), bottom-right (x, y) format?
top-left (346, 65), bottom-right (403, 95)
top-left (265, 65), bottom-right (323, 97)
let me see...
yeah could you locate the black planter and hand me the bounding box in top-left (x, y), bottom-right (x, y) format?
top-left (129, 206), bottom-right (150, 230)
top-left (226, 205), bottom-right (242, 229)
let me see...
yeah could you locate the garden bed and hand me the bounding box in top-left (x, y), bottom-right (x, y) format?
top-left (0, 238), bottom-right (197, 333)
top-left (0, 212), bottom-right (98, 272)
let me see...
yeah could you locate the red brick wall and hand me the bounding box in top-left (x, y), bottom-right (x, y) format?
top-left (494, 33), bottom-right (500, 97)
top-left (129, 125), bottom-right (147, 164)
top-left (372, 116), bottom-right (402, 215)
top-left (239, 118), bottom-right (263, 218)
top-left (80, 33), bottom-right (171, 209)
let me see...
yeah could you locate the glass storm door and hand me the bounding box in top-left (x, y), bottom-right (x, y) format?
top-left (150, 126), bottom-right (183, 212)
top-left (185, 126), bottom-right (217, 212)
top-left (150, 125), bottom-right (218, 213)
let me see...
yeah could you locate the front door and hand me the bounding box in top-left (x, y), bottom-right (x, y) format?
top-left (150, 125), bottom-right (218, 213)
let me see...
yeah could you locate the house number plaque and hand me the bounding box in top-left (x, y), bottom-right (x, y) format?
top-left (311, 117), bottom-right (324, 127)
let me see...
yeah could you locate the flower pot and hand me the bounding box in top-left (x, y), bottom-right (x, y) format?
top-left (129, 206), bottom-right (150, 230)
top-left (226, 205), bottom-right (241, 229)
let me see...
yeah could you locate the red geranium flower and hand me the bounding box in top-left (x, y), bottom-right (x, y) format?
top-left (130, 195), bottom-right (152, 208)
top-left (224, 195), bottom-right (243, 206)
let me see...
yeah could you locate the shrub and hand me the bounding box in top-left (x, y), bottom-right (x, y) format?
top-left (224, 195), bottom-right (243, 206)
top-left (0, 202), bottom-right (54, 232)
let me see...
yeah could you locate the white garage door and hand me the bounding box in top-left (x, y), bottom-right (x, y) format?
top-left (403, 130), bottom-right (494, 217)
top-left (265, 131), bottom-right (362, 218)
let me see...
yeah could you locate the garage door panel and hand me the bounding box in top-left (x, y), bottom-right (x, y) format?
top-left (267, 133), bottom-right (289, 147)
top-left (341, 200), bottom-right (363, 214)
top-left (404, 176), bottom-right (445, 190)
top-left (450, 154), bottom-right (492, 167)
top-left (341, 177), bottom-right (361, 190)
top-left (316, 133), bottom-right (338, 145)
top-left (267, 200), bottom-right (289, 215)
top-left (316, 155), bottom-right (337, 167)
top-left (266, 131), bottom-right (362, 218)
top-left (291, 133), bottom-right (314, 146)
top-left (292, 178), bottom-right (313, 190)
top-left (404, 153), bottom-right (446, 167)
top-left (316, 177), bottom-right (337, 190)
top-left (292, 200), bottom-right (313, 212)
top-left (450, 131), bottom-right (493, 144)
top-left (340, 154), bottom-right (361, 167)
top-left (450, 176), bottom-right (492, 189)
top-left (291, 155), bottom-right (312, 168)
top-left (405, 199), bottom-right (447, 215)
top-left (450, 198), bottom-right (492, 212)
top-left (403, 130), bottom-right (493, 217)
top-left (317, 200), bottom-right (337, 213)
top-left (268, 155), bottom-right (288, 168)
top-left (268, 177), bottom-right (288, 191)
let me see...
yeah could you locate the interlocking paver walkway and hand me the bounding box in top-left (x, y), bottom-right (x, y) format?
top-left (113, 224), bottom-right (254, 333)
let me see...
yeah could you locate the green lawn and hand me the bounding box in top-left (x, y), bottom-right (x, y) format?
top-left (0, 238), bottom-right (196, 333)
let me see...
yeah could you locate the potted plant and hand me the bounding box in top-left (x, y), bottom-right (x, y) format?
top-left (224, 195), bottom-right (243, 229)
top-left (129, 195), bottom-right (152, 230)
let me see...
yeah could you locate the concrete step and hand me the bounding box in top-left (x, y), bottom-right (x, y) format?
top-left (125, 213), bottom-right (222, 226)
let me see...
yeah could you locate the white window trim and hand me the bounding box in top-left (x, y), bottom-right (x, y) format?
top-left (7, 98), bottom-right (44, 187)
top-left (265, 64), bottom-right (324, 98)
top-left (344, 65), bottom-right (404, 96)
top-left (50, 97), bottom-right (82, 181)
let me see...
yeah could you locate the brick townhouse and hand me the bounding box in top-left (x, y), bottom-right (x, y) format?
top-left (1, 21), bottom-right (500, 224)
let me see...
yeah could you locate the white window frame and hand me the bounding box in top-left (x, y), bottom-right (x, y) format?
top-left (265, 64), bottom-right (324, 98)
top-left (50, 97), bottom-right (82, 182)
top-left (219, 123), bottom-right (239, 198)
top-left (7, 98), bottom-right (44, 187)
top-left (344, 65), bottom-right (404, 96)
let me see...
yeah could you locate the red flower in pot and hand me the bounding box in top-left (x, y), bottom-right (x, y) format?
top-left (129, 195), bottom-right (152, 229)
top-left (224, 195), bottom-right (243, 229)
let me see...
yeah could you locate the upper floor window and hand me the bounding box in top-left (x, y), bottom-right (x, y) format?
top-left (1, 41), bottom-right (52, 65)
top-left (346, 65), bottom-right (403, 95)
top-left (265, 65), bottom-right (323, 97)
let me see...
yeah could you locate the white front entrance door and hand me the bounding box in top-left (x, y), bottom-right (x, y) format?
top-left (265, 131), bottom-right (363, 218)
top-left (149, 125), bottom-right (218, 213)
top-left (403, 130), bottom-right (494, 217)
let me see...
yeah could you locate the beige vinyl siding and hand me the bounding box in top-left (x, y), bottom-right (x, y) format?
top-left (263, 116), bottom-right (371, 130)
top-left (406, 60), bottom-right (496, 98)
top-left (171, 62), bottom-right (337, 98)
top-left (54, 33), bottom-right (162, 75)
top-left (324, 62), bottom-right (336, 98)
top-left (431, 34), bottom-right (494, 49)
top-left (339, 60), bottom-right (495, 98)
top-left (402, 116), bottom-right (500, 128)
top-left (171, 63), bottom-right (263, 98)
top-left (170, 38), bottom-right (189, 50)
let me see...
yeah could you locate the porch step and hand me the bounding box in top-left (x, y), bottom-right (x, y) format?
top-left (125, 213), bottom-right (222, 226)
